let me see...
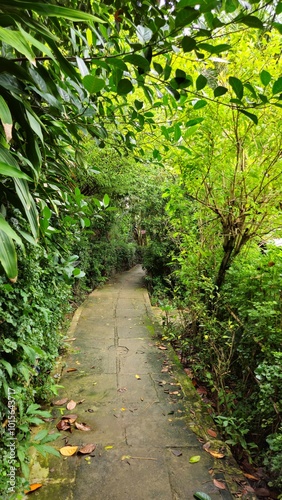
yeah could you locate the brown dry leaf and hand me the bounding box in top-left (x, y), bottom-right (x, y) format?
top-left (161, 367), bottom-right (169, 373)
top-left (66, 368), bottom-right (77, 372)
top-left (158, 345), bottom-right (167, 350)
top-left (203, 441), bottom-right (211, 451)
top-left (184, 368), bottom-right (193, 378)
top-left (60, 445), bottom-right (78, 456)
top-left (53, 398), bottom-right (68, 406)
top-left (207, 429), bottom-right (217, 438)
top-left (75, 422), bottom-right (91, 431)
top-left (78, 444), bottom-right (96, 454)
top-left (56, 420), bottom-right (71, 432)
top-left (62, 414), bottom-right (78, 423)
top-left (63, 337), bottom-right (76, 342)
top-left (243, 472), bottom-right (259, 481)
top-left (67, 400), bottom-right (77, 410)
top-left (213, 479), bottom-right (226, 490)
top-left (169, 391), bottom-right (179, 395)
top-left (171, 449), bottom-right (182, 457)
top-left (25, 483), bottom-right (43, 494)
top-left (208, 450), bottom-right (225, 459)
top-left (196, 386), bottom-right (208, 395)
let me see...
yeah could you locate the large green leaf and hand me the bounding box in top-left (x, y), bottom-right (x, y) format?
top-left (17, 24), bottom-right (55, 61)
top-left (272, 77), bottom-right (282, 95)
top-left (117, 79), bottom-right (133, 95)
top-left (136, 25), bottom-right (153, 44)
top-left (229, 76), bottom-right (243, 100)
top-left (0, 161), bottom-right (32, 180)
top-left (182, 36), bottom-right (196, 52)
top-left (239, 109), bottom-right (258, 125)
top-left (0, 95), bottom-right (12, 142)
top-left (239, 15), bottom-right (264, 29)
top-left (14, 179), bottom-right (39, 239)
top-left (193, 493), bottom-right (211, 500)
top-left (175, 7), bottom-right (199, 27)
top-left (0, 27), bottom-right (35, 63)
top-left (196, 75), bottom-right (207, 91)
top-left (214, 86), bottom-right (228, 97)
top-left (82, 75), bottom-right (105, 94)
top-left (0, 229), bottom-right (18, 282)
top-left (0, 2), bottom-right (105, 23)
top-left (123, 54), bottom-right (150, 72)
top-left (0, 214), bottom-right (22, 245)
top-left (260, 70), bottom-right (271, 87)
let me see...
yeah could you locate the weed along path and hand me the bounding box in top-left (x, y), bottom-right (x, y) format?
top-left (30, 265), bottom-right (255, 500)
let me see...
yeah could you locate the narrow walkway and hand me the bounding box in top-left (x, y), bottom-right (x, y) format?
top-left (32, 266), bottom-right (245, 499)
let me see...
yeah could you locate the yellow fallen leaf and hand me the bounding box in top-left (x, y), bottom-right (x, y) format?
top-left (121, 455), bottom-right (131, 461)
top-left (135, 374), bottom-right (141, 380)
top-left (121, 407), bottom-right (126, 411)
top-left (207, 449), bottom-right (225, 459)
top-left (25, 483), bottom-right (43, 494)
top-left (104, 445), bottom-right (113, 450)
top-left (59, 446), bottom-right (78, 456)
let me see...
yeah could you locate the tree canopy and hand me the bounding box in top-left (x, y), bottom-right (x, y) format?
top-left (0, 0), bottom-right (282, 279)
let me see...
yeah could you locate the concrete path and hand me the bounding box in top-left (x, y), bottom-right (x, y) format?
top-left (31, 265), bottom-right (252, 500)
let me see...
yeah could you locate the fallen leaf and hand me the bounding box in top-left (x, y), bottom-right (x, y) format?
top-left (66, 368), bottom-right (77, 372)
top-left (53, 398), bottom-right (68, 406)
top-left (158, 345), bottom-right (167, 350)
top-left (203, 442), bottom-right (211, 451)
top-left (135, 374), bottom-right (141, 380)
top-left (161, 367), bottom-right (169, 373)
top-left (56, 420), bottom-right (71, 432)
top-left (59, 446), bottom-right (78, 456)
top-left (207, 429), bottom-right (217, 438)
top-left (171, 449), bottom-right (182, 457)
top-left (78, 444), bottom-right (96, 454)
top-left (196, 386), bottom-right (208, 395)
top-left (121, 455), bottom-right (131, 461)
top-left (243, 472), bottom-right (259, 480)
top-left (63, 337), bottom-right (76, 342)
top-left (169, 391), bottom-right (179, 395)
top-left (75, 422), bottom-right (91, 431)
top-left (117, 387), bottom-right (127, 393)
top-left (104, 445), bottom-right (113, 450)
top-left (208, 450), bottom-right (225, 459)
top-left (77, 399), bottom-right (85, 404)
top-left (62, 414), bottom-right (78, 423)
top-left (213, 479), bottom-right (226, 490)
top-left (193, 493), bottom-right (212, 500)
top-left (184, 368), bottom-right (193, 378)
top-left (189, 455), bottom-right (201, 463)
top-left (25, 483), bottom-right (43, 494)
top-left (67, 400), bottom-right (77, 410)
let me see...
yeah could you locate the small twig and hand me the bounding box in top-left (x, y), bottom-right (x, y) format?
top-left (226, 305), bottom-right (244, 327)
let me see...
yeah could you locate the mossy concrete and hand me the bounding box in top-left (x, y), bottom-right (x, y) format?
top-left (28, 265), bottom-right (256, 500)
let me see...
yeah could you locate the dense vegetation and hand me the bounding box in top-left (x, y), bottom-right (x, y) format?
top-left (0, 0), bottom-right (282, 497)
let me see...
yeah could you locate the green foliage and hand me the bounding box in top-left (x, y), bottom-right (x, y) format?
top-left (264, 428), bottom-right (282, 490)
